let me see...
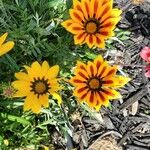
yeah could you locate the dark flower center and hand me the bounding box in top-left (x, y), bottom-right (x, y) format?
top-left (88, 77), bottom-right (102, 90)
top-left (85, 19), bottom-right (99, 34)
top-left (30, 77), bottom-right (50, 97)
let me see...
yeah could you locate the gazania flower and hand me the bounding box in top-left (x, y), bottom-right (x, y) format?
top-left (0, 32), bottom-right (14, 56)
top-left (12, 61), bottom-right (62, 114)
top-left (70, 55), bottom-right (130, 111)
top-left (61, 0), bottom-right (122, 48)
top-left (140, 46), bottom-right (150, 77)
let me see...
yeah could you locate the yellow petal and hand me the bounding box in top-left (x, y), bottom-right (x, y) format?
top-left (113, 76), bottom-right (131, 88)
top-left (39, 94), bottom-right (49, 107)
top-left (94, 55), bottom-right (104, 70)
top-left (15, 72), bottom-right (30, 81)
top-left (12, 81), bottom-right (31, 97)
top-left (41, 61), bottom-right (50, 76)
top-left (24, 94), bottom-right (41, 114)
top-left (26, 61), bottom-right (42, 79)
top-left (0, 32), bottom-right (8, 46)
top-left (52, 92), bottom-right (62, 105)
top-left (0, 41), bottom-right (14, 56)
top-left (101, 88), bottom-right (122, 99)
top-left (46, 65), bottom-right (59, 79)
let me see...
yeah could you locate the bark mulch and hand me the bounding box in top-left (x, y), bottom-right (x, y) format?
top-left (68, 1), bottom-right (150, 150)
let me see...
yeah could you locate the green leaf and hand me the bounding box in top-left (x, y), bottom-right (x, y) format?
top-left (0, 113), bottom-right (31, 126)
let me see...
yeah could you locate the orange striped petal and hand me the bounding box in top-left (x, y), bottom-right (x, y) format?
top-left (94, 92), bottom-right (102, 111)
top-left (68, 23), bottom-right (84, 34)
top-left (81, 0), bottom-right (91, 19)
top-left (70, 76), bottom-right (86, 86)
top-left (90, 0), bottom-right (102, 18)
top-left (99, 29), bottom-right (114, 39)
top-left (96, 2), bottom-right (111, 21)
top-left (95, 34), bottom-right (105, 48)
top-left (73, 86), bottom-right (89, 102)
top-left (101, 17), bottom-right (121, 29)
top-left (97, 91), bottom-right (109, 106)
top-left (73, 0), bottom-right (83, 13)
top-left (85, 34), bottom-right (96, 48)
top-left (69, 9), bottom-right (85, 23)
top-left (97, 62), bottom-right (110, 78)
top-left (86, 91), bottom-right (97, 107)
top-left (101, 88), bottom-right (122, 99)
top-left (75, 69), bottom-right (89, 80)
top-left (87, 61), bottom-right (97, 77)
top-left (94, 55), bottom-right (104, 70)
top-left (103, 66), bottom-right (118, 79)
top-left (61, 19), bottom-right (74, 30)
top-left (74, 32), bottom-right (87, 44)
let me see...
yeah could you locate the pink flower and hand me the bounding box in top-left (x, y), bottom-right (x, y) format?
top-left (140, 47), bottom-right (150, 63)
top-left (144, 65), bottom-right (150, 77)
top-left (140, 46), bottom-right (150, 77)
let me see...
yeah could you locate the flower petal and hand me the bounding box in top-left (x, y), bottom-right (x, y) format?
top-left (69, 9), bottom-right (85, 23)
top-left (74, 32), bottom-right (87, 44)
top-left (41, 61), bottom-right (50, 76)
top-left (85, 34), bottom-right (96, 48)
top-left (0, 32), bottom-right (8, 46)
top-left (24, 94), bottom-right (41, 114)
top-left (15, 72), bottom-right (30, 81)
top-left (87, 61), bottom-right (97, 77)
top-left (46, 65), bottom-right (59, 79)
top-left (81, 0), bottom-right (91, 19)
top-left (0, 41), bottom-right (14, 56)
top-left (52, 92), bottom-right (62, 105)
top-left (68, 23), bottom-right (84, 34)
top-left (61, 19), bottom-right (74, 31)
top-left (12, 81), bottom-right (31, 97)
top-left (39, 94), bottom-right (49, 107)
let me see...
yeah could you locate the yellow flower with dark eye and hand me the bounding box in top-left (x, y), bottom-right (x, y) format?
top-left (61, 0), bottom-right (122, 48)
top-left (70, 55), bottom-right (130, 111)
top-left (0, 32), bottom-right (14, 56)
top-left (12, 61), bottom-right (62, 114)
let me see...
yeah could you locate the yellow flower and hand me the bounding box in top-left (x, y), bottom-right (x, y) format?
top-left (12, 61), bottom-right (62, 114)
top-left (70, 55), bottom-right (130, 111)
top-left (0, 32), bottom-right (14, 56)
top-left (61, 0), bottom-right (121, 48)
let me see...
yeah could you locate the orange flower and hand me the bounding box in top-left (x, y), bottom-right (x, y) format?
top-left (70, 55), bottom-right (130, 111)
top-left (62, 0), bottom-right (121, 48)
